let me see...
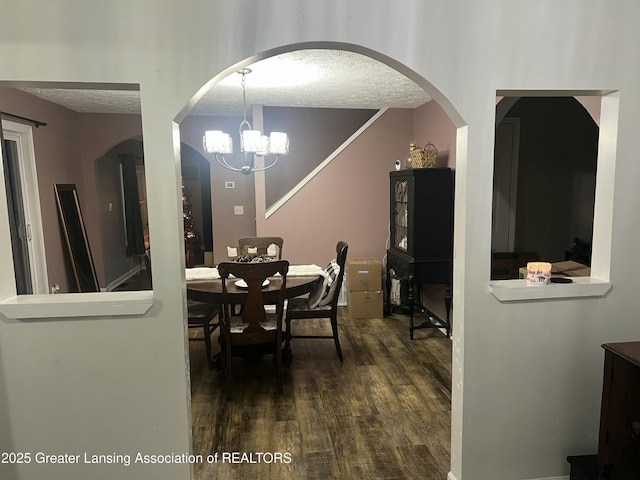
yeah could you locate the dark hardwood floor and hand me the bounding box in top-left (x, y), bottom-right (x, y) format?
top-left (116, 271), bottom-right (452, 478)
top-left (189, 303), bottom-right (452, 479)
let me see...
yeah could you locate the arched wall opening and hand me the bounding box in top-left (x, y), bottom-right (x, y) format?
top-left (176, 41), bottom-right (468, 477)
top-left (94, 139), bottom-right (214, 286)
top-left (94, 137), bottom-right (149, 290)
top-left (178, 42), bottom-right (467, 266)
top-left (180, 143), bottom-right (213, 267)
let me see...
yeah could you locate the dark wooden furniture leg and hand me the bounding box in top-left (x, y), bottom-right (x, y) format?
top-left (409, 275), bottom-right (416, 340)
top-left (445, 285), bottom-right (452, 336)
top-left (410, 280), bottom-right (452, 339)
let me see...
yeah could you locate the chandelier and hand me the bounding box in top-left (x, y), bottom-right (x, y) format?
top-left (202, 68), bottom-right (289, 175)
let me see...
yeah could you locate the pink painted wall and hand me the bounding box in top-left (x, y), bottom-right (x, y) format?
top-left (575, 96), bottom-right (601, 126)
top-left (413, 100), bottom-right (457, 168)
top-left (263, 107), bottom-right (377, 207)
top-left (257, 108), bottom-right (414, 267)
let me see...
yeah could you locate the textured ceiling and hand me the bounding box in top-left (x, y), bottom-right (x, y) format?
top-left (18, 88), bottom-right (143, 114)
top-left (19, 50), bottom-right (431, 116)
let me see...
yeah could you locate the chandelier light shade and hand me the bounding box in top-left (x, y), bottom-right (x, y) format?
top-left (268, 132), bottom-right (289, 155)
top-left (203, 68), bottom-right (289, 175)
top-left (203, 130), bottom-right (233, 154)
top-left (240, 129), bottom-right (268, 154)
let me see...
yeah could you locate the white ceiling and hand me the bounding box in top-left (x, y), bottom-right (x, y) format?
top-left (19, 50), bottom-right (431, 116)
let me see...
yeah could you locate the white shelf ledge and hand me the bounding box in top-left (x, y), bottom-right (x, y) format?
top-left (0, 291), bottom-right (154, 320)
top-left (489, 277), bottom-right (612, 302)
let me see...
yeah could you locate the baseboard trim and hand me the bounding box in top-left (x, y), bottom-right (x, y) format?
top-left (447, 472), bottom-right (568, 480)
top-left (531, 475), bottom-right (569, 480)
top-left (528, 477), bottom-right (569, 480)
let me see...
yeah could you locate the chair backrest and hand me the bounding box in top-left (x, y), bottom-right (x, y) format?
top-left (329, 241), bottom-right (349, 309)
top-left (237, 236), bottom-right (284, 259)
top-left (218, 260), bottom-right (289, 340)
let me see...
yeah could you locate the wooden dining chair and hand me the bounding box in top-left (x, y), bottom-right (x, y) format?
top-left (237, 236), bottom-right (284, 259)
top-left (186, 298), bottom-right (220, 370)
top-left (284, 241), bottom-right (348, 362)
top-left (179, 264), bottom-right (220, 370)
top-left (217, 259), bottom-right (289, 396)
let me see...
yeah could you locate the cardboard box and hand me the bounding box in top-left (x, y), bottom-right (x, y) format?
top-left (518, 260), bottom-right (591, 279)
top-left (551, 260), bottom-right (591, 277)
top-left (347, 290), bottom-right (383, 319)
top-left (346, 258), bottom-right (382, 291)
top-left (492, 251), bottom-right (539, 279)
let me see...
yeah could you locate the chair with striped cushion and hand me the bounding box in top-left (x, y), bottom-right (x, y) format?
top-left (284, 241), bottom-right (348, 362)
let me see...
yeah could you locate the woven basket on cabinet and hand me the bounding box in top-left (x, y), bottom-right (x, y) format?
top-left (410, 143), bottom-right (438, 168)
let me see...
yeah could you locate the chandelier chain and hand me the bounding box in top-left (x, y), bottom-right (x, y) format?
top-left (239, 70), bottom-right (251, 134)
top-left (241, 72), bottom-right (248, 125)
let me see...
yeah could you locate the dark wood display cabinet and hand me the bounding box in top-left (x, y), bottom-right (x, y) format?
top-left (385, 168), bottom-right (454, 338)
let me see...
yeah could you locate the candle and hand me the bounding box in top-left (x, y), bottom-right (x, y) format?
top-left (526, 262), bottom-right (552, 285)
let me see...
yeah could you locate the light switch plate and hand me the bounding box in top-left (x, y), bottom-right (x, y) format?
top-left (225, 181), bottom-right (235, 189)
top-left (234, 205), bottom-right (244, 215)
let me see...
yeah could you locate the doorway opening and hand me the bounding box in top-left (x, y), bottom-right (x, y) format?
top-left (1, 119), bottom-right (48, 294)
top-left (178, 43), bottom-right (466, 479)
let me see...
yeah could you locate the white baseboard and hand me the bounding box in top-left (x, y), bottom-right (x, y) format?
top-left (104, 264), bottom-right (142, 292)
top-left (447, 472), bottom-right (568, 480)
top-left (528, 477), bottom-right (569, 480)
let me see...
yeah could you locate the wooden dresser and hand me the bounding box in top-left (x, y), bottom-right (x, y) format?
top-left (598, 342), bottom-right (640, 479)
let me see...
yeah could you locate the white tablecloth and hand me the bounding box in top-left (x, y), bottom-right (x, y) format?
top-left (186, 264), bottom-right (323, 281)
top-left (185, 267), bottom-right (219, 281)
top-left (285, 264), bottom-right (324, 277)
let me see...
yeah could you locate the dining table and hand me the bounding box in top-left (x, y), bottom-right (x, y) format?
top-left (185, 264), bottom-right (324, 366)
top-left (186, 264), bottom-right (324, 305)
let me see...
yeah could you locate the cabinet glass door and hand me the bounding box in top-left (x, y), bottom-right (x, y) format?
top-left (393, 179), bottom-right (408, 251)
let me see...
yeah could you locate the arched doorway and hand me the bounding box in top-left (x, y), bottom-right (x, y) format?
top-left (181, 143), bottom-right (213, 266)
top-left (178, 43), bottom-right (466, 479)
top-left (95, 138), bottom-right (148, 289)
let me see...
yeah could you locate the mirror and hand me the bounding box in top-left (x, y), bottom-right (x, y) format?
top-left (54, 184), bottom-right (100, 292)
